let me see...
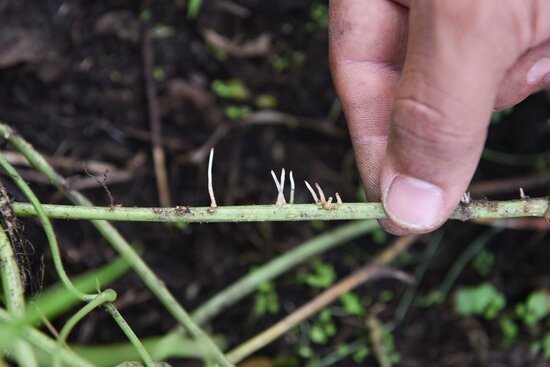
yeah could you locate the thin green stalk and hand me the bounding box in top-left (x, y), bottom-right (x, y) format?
top-left (0, 308), bottom-right (95, 367)
top-left (0, 123), bottom-right (233, 366)
top-left (11, 198), bottom-right (550, 223)
top-left (392, 231), bottom-right (444, 326)
top-left (0, 224), bottom-right (38, 367)
top-left (438, 227), bottom-right (503, 299)
top-left (0, 224), bottom-right (26, 316)
top-left (191, 220), bottom-right (378, 324)
top-left (53, 290), bottom-right (118, 367)
top-left (103, 302), bottom-right (156, 367)
top-left (0, 155), bottom-right (90, 301)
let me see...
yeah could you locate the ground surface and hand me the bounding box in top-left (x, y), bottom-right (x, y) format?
top-left (0, 1), bottom-right (549, 366)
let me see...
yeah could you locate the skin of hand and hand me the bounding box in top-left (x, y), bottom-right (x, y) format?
top-left (329, 0), bottom-right (550, 234)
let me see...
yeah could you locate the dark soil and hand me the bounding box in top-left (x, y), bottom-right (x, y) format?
top-left (1, 1), bottom-right (549, 366)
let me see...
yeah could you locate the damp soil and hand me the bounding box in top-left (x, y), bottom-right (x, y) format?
top-left (1, 1), bottom-right (549, 366)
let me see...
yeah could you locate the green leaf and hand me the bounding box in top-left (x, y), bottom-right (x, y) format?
top-left (302, 260), bottom-right (336, 289)
top-left (211, 79), bottom-right (250, 101)
top-left (340, 292), bottom-right (363, 316)
top-left (499, 316), bottom-right (518, 347)
top-left (472, 250), bottom-right (495, 277)
top-left (31, 254), bottom-right (133, 323)
top-left (454, 283), bottom-right (506, 320)
top-left (352, 345), bottom-right (370, 363)
top-left (516, 291), bottom-right (549, 326)
top-left (187, 0), bottom-right (203, 19)
top-left (310, 324), bottom-right (328, 344)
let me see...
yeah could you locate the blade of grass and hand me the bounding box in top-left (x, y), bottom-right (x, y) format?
top-left (438, 227), bottom-right (503, 299)
top-left (71, 332), bottom-right (223, 367)
top-left (32, 253), bottom-right (134, 324)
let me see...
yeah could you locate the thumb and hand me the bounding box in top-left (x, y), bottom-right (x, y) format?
top-left (380, 2), bottom-right (525, 233)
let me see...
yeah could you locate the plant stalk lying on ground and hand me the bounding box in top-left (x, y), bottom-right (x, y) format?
top-left (10, 199), bottom-right (550, 223)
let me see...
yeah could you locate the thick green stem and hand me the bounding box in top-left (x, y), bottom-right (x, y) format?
top-left (10, 198), bottom-right (550, 223)
top-left (0, 123), bottom-right (232, 366)
top-left (0, 224), bottom-right (38, 367)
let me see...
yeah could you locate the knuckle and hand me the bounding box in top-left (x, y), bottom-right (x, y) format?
top-left (392, 97), bottom-right (483, 161)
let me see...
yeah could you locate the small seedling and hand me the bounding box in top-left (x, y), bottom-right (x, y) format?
top-left (309, 309), bottom-right (337, 345)
top-left (472, 249), bottom-right (495, 277)
top-left (253, 281), bottom-right (280, 318)
top-left (454, 282), bottom-right (506, 320)
top-left (515, 290), bottom-right (550, 327)
top-left (298, 259), bottom-right (336, 289)
top-left (339, 292), bottom-right (363, 316)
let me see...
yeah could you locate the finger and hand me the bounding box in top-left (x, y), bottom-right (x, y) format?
top-left (329, 0), bottom-right (407, 203)
top-left (380, 1), bottom-right (532, 233)
top-left (495, 39), bottom-right (550, 109)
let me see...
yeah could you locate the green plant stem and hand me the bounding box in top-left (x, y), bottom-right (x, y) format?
top-left (191, 220), bottom-right (378, 324)
top-left (10, 198), bottom-right (550, 223)
top-left (103, 302), bottom-right (156, 367)
top-left (0, 123), bottom-right (233, 366)
top-left (0, 155), bottom-right (91, 301)
top-left (0, 309), bottom-right (94, 367)
top-left (53, 290), bottom-right (118, 367)
top-left (0, 224), bottom-right (25, 316)
top-left (0, 224), bottom-right (38, 367)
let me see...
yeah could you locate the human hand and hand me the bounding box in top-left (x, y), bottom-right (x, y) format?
top-left (329, 0), bottom-right (550, 234)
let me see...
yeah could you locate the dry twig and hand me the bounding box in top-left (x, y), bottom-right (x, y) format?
top-left (226, 235), bottom-right (417, 363)
top-left (143, 28), bottom-right (171, 207)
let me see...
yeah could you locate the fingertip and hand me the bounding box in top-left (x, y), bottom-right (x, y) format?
top-left (381, 173), bottom-right (448, 234)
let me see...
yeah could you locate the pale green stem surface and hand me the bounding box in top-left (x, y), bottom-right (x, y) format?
top-left (104, 302), bottom-right (156, 367)
top-left (0, 224), bottom-right (38, 367)
top-left (0, 123), bottom-right (233, 366)
top-left (0, 308), bottom-right (95, 367)
top-left (11, 198), bottom-right (550, 223)
top-left (53, 290), bottom-right (118, 367)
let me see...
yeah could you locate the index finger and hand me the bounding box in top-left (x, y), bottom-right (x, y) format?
top-left (329, 0), bottom-right (407, 201)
